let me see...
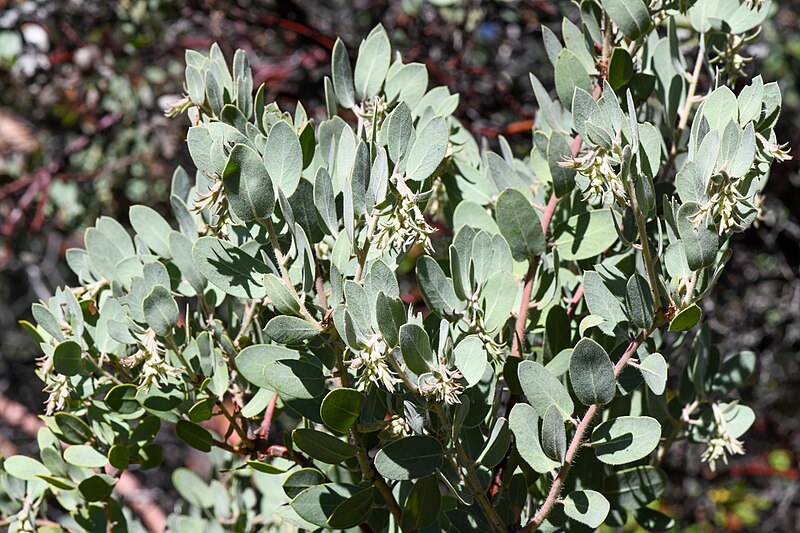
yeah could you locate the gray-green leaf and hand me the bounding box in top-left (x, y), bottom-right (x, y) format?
top-left (569, 338), bottom-right (616, 406)
top-left (591, 416), bottom-right (661, 465)
top-left (495, 189), bottom-right (545, 261)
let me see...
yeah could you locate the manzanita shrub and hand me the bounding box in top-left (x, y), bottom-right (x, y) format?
top-left (4, 0), bottom-right (788, 531)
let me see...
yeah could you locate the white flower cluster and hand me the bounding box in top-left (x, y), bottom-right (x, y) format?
top-left (688, 174), bottom-right (748, 235)
top-left (121, 328), bottom-right (179, 390)
top-left (355, 96), bottom-right (389, 139)
top-left (43, 373), bottom-right (71, 416)
top-left (465, 292), bottom-right (503, 360)
top-left (347, 333), bottom-right (400, 392)
top-left (559, 145), bottom-right (626, 206)
top-left (373, 189), bottom-right (436, 254)
top-left (385, 416), bottom-right (411, 439)
top-left (419, 364), bottom-right (464, 405)
top-left (690, 133), bottom-right (790, 235)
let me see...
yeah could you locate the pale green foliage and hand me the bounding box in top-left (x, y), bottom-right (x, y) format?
top-left (7, 1), bottom-right (788, 532)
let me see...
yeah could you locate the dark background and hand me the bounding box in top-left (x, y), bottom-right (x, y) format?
top-left (1, 1), bottom-right (799, 530)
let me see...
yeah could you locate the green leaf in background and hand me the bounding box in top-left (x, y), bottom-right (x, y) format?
top-left (314, 167), bottom-right (338, 235)
top-left (387, 102), bottom-right (413, 164)
top-left (354, 25), bottom-right (391, 100)
top-left (327, 486), bottom-right (374, 529)
top-left (64, 445), bottom-right (108, 469)
top-left (700, 86), bottom-right (738, 132)
top-left (549, 131), bottom-right (577, 198)
top-left (477, 417), bottom-right (511, 468)
top-left (264, 316), bottom-right (321, 344)
top-left (291, 483), bottom-right (361, 528)
top-left (78, 474), bottom-right (116, 502)
top-left (4, 455), bottom-right (49, 481)
top-left (320, 388), bottom-right (365, 433)
top-left (236, 344), bottom-right (300, 390)
top-left (405, 116), bottom-right (448, 181)
top-left (292, 428), bottom-right (359, 463)
top-left (625, 273), bottom-right (655, 329)
top-left (453, 335), bottom-right (489, 388)
top-left (416, 256), bottom-right (463, 318)
top-left (175, 420), bottom-right (214, 452)
top-left (401, 476), bottom-right (441, 531)
top-left (374, 435), bottom-right (444, 480)
top-left (142, 285), bottom-right (178, 337)
top-left (634, 507), bottom-right (675, 531)
top-left (332, 38), bottom-right (355, 108)
top-left (669, 303), bottom-right (702, 331)
top-left (399, 323), bottom-right (435, 375)
top-left (677, 202), bottom-right (719, 270)
top-left (569, 338), bottom-right (616, 406)
top-left (591, 416), bottom-right (660, 465)
top-left (192, 237), bottom-right (269, 299)
top-left (54, 412), bottom-right (93, 444)
top-left (712, 351), bottom-right (756, 395)
top-left (639, 353), bottom-right (667, 395)
top-left (603, 466), bottom-right (667, 509)
top-left (264, 120), bottom-right (302, 197)
top-left (541, 404), bottom-right (566, 463)
top-left (604, 0), bottom-right (652, 39)
top-left (173, 467), bottom-right (215, 508)
top-left (223, 143), bottom-right (275, 222)
top-left (519, 360), bottom-right (574, 420)
top-left (554, 49), bottom-right (591, 109)
top-left (509, 403), bottom-right (560, 473)
top-left (563, 490), bottom-right (610, 528)
top-left (263, 359), bottom-right (326, 399)
top-left (53, 340), bottom-right (83, 376)
top-left (554, 209), bottom-right (617, 261)
top-left (129, 205), bottom-right (173, 258)
top-left (283, 468), bottom-right (326, 499)
top-left (247, 460), bottom-right (286, 474)
top-left (108, 445), bottom-right (130, 470)
top-left (608, 47), bottom-right (634, 90)
top-left (264, 273), bottom-right (301, 316)
top-left (495, 189), bottom-right (545, 261)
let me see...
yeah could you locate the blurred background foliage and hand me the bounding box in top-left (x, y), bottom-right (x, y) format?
top-left (0, 0), bottom-right (799, 530)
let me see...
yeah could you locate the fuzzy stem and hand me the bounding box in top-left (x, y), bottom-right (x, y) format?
top-left (259, 216), bottom-right (320, 327)
top-left (662, 35), bottom-right (706, 181)
top-left (512, 258), bottom-right (539, 356)
top-left (520, 330), bottom-right (649, 532)
top-left (433, 404), bottom-right (507, 533)
top-left (352, 430), bottom-right (404, 524)
top-left (354, 214), bottom-right (379, 283)
top-left (218, 402), bottom-right (251, 446)
top-left (626, 176), bottom-right (664, 311)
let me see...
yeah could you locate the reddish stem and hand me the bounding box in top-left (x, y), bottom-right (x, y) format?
top-left (259, 392), bottom-right (279, 441)
top-left (521, 331), bottom-right (648, 532)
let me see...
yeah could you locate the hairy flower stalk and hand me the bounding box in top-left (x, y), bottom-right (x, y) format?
top-left (700, 403), bottom-right (746, 471)
top-left (347, 333), bottom-right (400, 392)
top-left (710, 30), bottom-right (759, 84)
top-left (191, 177), bottom-right (229, 232)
